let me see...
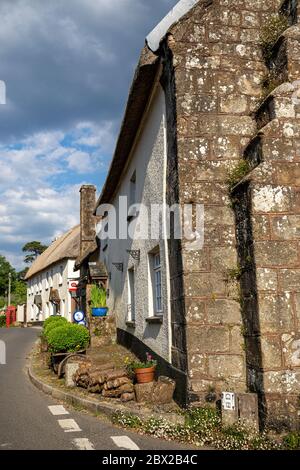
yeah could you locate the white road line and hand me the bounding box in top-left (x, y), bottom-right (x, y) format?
top-left (48, 405), bottom-right (69, 416)
top-left (58, 419), bottom-right (82, 433)
top-left (72, 438), bottom-right (95, 451)
top-left (111, 436), bottom-right (140, 450)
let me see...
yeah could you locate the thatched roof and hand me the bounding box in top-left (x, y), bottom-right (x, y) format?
top-left (25, 225), bottom-right (80, 280)
top-left (95, 46), bottom-right (160, 208)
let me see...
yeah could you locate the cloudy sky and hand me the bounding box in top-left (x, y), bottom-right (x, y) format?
top-left (0, 0), bottom-right (178, 269)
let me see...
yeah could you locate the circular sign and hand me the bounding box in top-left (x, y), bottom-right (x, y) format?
top-left (78, 320), bottom-right (86, 327)
top-left (73, 310), bottom-right (85, 323)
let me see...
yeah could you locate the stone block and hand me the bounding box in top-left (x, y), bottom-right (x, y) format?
top-left (189, 354), bottom-right (207, 378)
top-left (153, 376), bottom-right (176, 404)
top-left (186, 272), bottom-right (227, 297)
top-left (271, 215), bottom-right (300, 240)
top-left (217, 115), bottom-right (256, 136)
top-left (256, 268), bottom-right (277, 291)
top-left (255, 241), bottom-right (298, 267)
top-left (230, 326), bottom-right (244, 354)
top-left (276, 163), bottom-right (300, 185)
top-left (258, 293), bottom-right (294, 333)
top-left (237, 393), bottom-right (259, 431)
top-left (252, 185), bottom-right (292, 213)
top-left (261, 336), bottom-right (283, 369)
top-left (206, 299), bottom-right (241, 325)
top-left (187, 326), bottom-right (230, 354)
top-left (220, 94), bottom-right (248, 114)
top-left (178, 137), bottom-right (210, 162)
top-left (65, 362), bottom-right (80, 388)
top-left (134, 376), bottom-right (175, 405)
top-left (182, 249), bottom-right (210, 272)
top-left (282, 333), bottom-right (300, 368)
top-left (279, 269), bottom-right (300, 291)
top-left (208, 355), bottom-right (245, 379)
top-left (205, 205), bottom-right (235, 226)
top-left (186, 299), bottom-right (206, 323)
top-left (264, 370), bottom-right (300, 394)
top-left (210, 246), bottom-right (238, 271)
top-left (252, 215), bottom-right (270, 239)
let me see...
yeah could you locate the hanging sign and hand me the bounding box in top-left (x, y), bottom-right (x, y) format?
top-left (69, 281), bottom-right (78, 292)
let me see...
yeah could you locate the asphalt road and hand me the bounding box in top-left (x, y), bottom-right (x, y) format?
top-left (0, 328), bottom-right (195, 451)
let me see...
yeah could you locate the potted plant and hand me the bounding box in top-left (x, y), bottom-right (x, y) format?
top-left (90, 285), bottom-right (108, 317)
top-left (125, 353), bottom-right (157, 384)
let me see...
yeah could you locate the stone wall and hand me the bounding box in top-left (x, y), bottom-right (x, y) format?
top-left (160, 0), bottom-right (300, 428)
top-left (232, 7), bottom-right (300, 428)
top-left (163, 0), bottom-right (279, 405)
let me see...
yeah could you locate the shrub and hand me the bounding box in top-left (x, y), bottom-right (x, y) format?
top-left (227, 160), bottom-right (251, 191)
top-left (47, 323), bottom-right (90, 353)
top-left (284, 431), bottom-right (300, 450)
top-left (0, 314), bottom-right (6, 328)
top-left (44, 315), bottom-right (66, 330)
top-left (44, 316), bottom-right (68, 338)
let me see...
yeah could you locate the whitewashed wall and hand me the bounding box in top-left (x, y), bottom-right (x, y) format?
top-left (99, 85), bottom-right (171, 362)
top-left (26, 259), bottom-right (79, 322)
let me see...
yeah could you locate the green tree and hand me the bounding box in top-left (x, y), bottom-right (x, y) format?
top-left (17, 267), bottom-right (29, 281)
top-left (22, 241), bottom-right (48, 264)
top-left (11, 280), bottom-right (27, 306)
top-left (0, 255), bottom-right (16, 297)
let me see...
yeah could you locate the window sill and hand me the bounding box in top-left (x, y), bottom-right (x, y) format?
top-left (126, 321), bottom-right (136, 328)
top-left (146, 316), bottom-right (163, 324)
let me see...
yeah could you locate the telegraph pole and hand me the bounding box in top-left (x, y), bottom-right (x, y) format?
top-left (8, 272), bottom-right (11, 306)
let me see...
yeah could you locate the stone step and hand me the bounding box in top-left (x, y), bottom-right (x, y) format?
top-left (255, 81), bottom-right (300, 130)
top-left (280, 0), bottom-right (300, 26)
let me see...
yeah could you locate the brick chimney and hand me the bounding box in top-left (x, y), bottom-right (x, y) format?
top-left (79, 185), bottom-right (97, 257)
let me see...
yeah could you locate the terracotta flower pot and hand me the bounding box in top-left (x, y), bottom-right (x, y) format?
top-left (135, 366), bottom-right (156, 384)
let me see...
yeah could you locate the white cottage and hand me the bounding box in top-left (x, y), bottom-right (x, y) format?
top-left (25, 226), bottom-right (80, 322)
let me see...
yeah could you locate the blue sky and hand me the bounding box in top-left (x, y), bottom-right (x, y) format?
top-left (0, 0), bottom-right (178, 269)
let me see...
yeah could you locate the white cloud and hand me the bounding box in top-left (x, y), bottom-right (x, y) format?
top-left (67, 151), bottom-right (92, 173)
top-left (0, 0), bottom-right (178, 269)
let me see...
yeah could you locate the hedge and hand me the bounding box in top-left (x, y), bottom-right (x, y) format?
top-left (44, 315), bottom-right (67, 330)
top-left (47, 323), bottom-right (90, 353)
top-left (0, 315), bottom-right (6, 328)
top-left (43, 316), bottom-right (68, 338)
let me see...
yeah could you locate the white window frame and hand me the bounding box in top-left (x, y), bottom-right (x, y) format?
top-left (127, 268), bottom-right (135, 322)
top-left (58, 266), bottom-right (63, 285)
top-left (153, 252), bottom-right (163, 314)
top-left (45, 272), bottom-right (49, 290)
top-left (49, 270), bottom-right (53, 288)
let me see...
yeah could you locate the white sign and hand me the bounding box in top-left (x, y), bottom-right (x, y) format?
top-left (222, 392), bottom-right (236, 411)
top-left (73, 311), bottom-right (85, 323)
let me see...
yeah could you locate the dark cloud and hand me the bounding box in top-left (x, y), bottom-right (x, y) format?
top-left (0, 0), bottom-right (177, 142)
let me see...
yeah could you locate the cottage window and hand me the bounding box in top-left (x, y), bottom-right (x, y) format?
top-left (128, 171), bottom-right (137, 220)
top-left (149, 249), bottom-right (163, 316)
top-left (153, 253), bottom-right (162, 313)
top-left (58, 266), bottom-right (63, 285)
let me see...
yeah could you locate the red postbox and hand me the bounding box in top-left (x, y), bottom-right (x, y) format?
top-left (6, 306), bottom-right (16, 327)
